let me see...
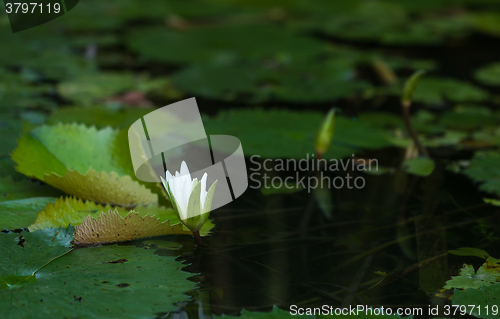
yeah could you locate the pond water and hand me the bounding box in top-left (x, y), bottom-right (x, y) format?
top-left (162, 157), bottom-right (499, 317)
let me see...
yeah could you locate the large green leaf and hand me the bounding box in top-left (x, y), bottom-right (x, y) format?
top-left (11, 124), bottom-right (158, 206)
top-left (172, 61), bottom-right (369, 103)
top-left (0, 177), bottom-right (63, 202)
top-left (57, 73), bottom-right (176, 106)
top-left (381, 77), bottom-right (489, 104)
top-left (294, 0), bottom-right (471, 45)
top-left (462, 151), bottom-right (500, 196)
top-left (452, 284), bottom-right (500, 319)
top-left (0, 28), bottom-right (92, 80)
top-left (57, 73), bottom-right (137, 106)
top-left (55, 0), bottom-right (231, 31)
top-left (402, 157), bottom-right (435, 177)
top-left (204, 109), bottom-right (402, 159)
top-left (0, 70), bottom-right (55, 110)
top-left (444, 264), bottom-right (500, 289)
top-left (127, 25), bottom-right (326, 65)
top-left (0, 228), bottom-right (196, 318)
top-left (0, 227), bottom-right (73, 290)
top-left (0, 197), bottom-right (56, 231)
top-left (472, 13), bottom-right (500, 37)
top-left (29, 197), bottom-right (214, 237)
top-left (475, 63), bottom-right (500, 86)
top-left (48, 105), bottom-right (152, 128)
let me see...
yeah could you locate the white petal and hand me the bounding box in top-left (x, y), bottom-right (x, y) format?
top-left (166, 170), bottom-right (173, 182)
top-left (200, 173), bottom-right (208, 209)
top-left (180, 161), bottom-right (190, 177)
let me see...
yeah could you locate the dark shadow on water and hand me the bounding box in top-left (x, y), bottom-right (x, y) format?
top-left (168, 159), bottom-right (500, 317)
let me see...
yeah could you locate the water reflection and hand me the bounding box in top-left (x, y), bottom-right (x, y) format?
top-left (164, 159), bottom-right (499, 317)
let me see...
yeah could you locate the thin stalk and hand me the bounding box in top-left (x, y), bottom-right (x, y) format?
top-left (401, 70), bottom-right (428, 157)
top-left (402, 102), bottom-right (428, 157)
top-left (193, 230), bottom-right (204, 246)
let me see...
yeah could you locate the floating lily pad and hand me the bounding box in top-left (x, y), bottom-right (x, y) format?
top-left (474, 63), bottom-right (500, 86)
top-left (0, 177), bottom-right (63, 202)
top-left (0, 228), bottom-right (196, 318)
top-left (452, 283), bottom-right (500, 319)
top-left (462, 151), bottom-right (500, 196)
top-left (440, 105), bottom-right (497, 131)
top-left (0, 70), bottom-right (55, 110)
top-left (444, 264), bottom-right (500, 289)
top-left (0, 197), bottom-right (56, 231)
top-left (0, 227), bottom-right (73, 290)
top-left (172, 59), bottom-right (369, 103)
top-left (402, 157), bottom-right (435, 176)
top-left (448, 247), bottom-right (490, 259)
top-left (0, 28), bottom-right (91, 80)
top-left (11, 124), bottom-right (158, 206)
top-left (48, 105), bottom-right (153, 128)
top-left (128, 24), bottom-right (326, 65)
top-left (57, 73), bottom-right (173, 106)
top-left (472, 13), bottom-right (500, 37)
top-left (74, 210), bottom-right (192, 245)
top-left (295, 1), bottom-right (470, 45)
top-left (204, 109), bottom-right (402, 159)
top-left (382, 77), bottom-right (489, 104)
top-left (29, 197), bottom-right (214, 237)
top-left (57, 73), bottom-right (137, 106)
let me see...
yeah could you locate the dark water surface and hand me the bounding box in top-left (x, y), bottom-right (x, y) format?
top-left (148, 156), bottom-right (500, 318)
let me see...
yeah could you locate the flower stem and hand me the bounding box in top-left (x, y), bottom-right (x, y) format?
top-left (193, 230), bottom-right (203, 246)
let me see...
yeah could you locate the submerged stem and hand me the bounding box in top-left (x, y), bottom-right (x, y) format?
top-left (193, 230), bottom-right (203, 246)
top-left (402, 103), bottom-right (428, 157)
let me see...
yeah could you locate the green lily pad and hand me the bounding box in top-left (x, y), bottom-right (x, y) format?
top-left (444, 264), bottom-right (500, 289)
top-left (0, 177), bottom-right (62, 203)
top-left (171, 60), bottom-right (369, 103)
top-left (28, 197), bottom-right (214, 236)
top-left (448, 247), bottom-right (490, 259)
top-left (0, 197), bottom-right (56, 231)
top-left (383, 77), bottom-right (489, 104)
top-left (204, 109), bottom-right (402, 159)
top-left (57, 73), bottom-right (137, 106)
top-left (11, 123), bottom-right (158, 206)
top-left (55, 0), bottom-right (230, 31)
top-left (142, 239), bottom-right (182, 250)
top-left (475, 63), bottom-right (500, 86)
top-left (440, 105), bottom-right (497, 131)
top-left (402, 157), bottom-right (435, 176)
top-left (472, 13), bottom-right (500, 37)
top-left (452, 283), bottom-right (500, 319)
top-left (57, 73), bottom-right (173, 106)
top-left (0, 28), bottom-right (92, 80)
top-left (462, 151), bottom-right (500, 196)
top-left (0, 70), bottom-right (55, 110)
top-left (0, 228), bottom-right (196, 318)
top-left (295, 0), bottom-right (470, 45)
top-left (127, 24), bottom-right (326, 64)
top-left (0, 227), bottom-right (73, 290)
top-left (47, 105), bottom-right (153, 129)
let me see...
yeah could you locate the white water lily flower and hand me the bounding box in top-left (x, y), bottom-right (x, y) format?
top-left (160, 161), bottom-right (217, 235)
